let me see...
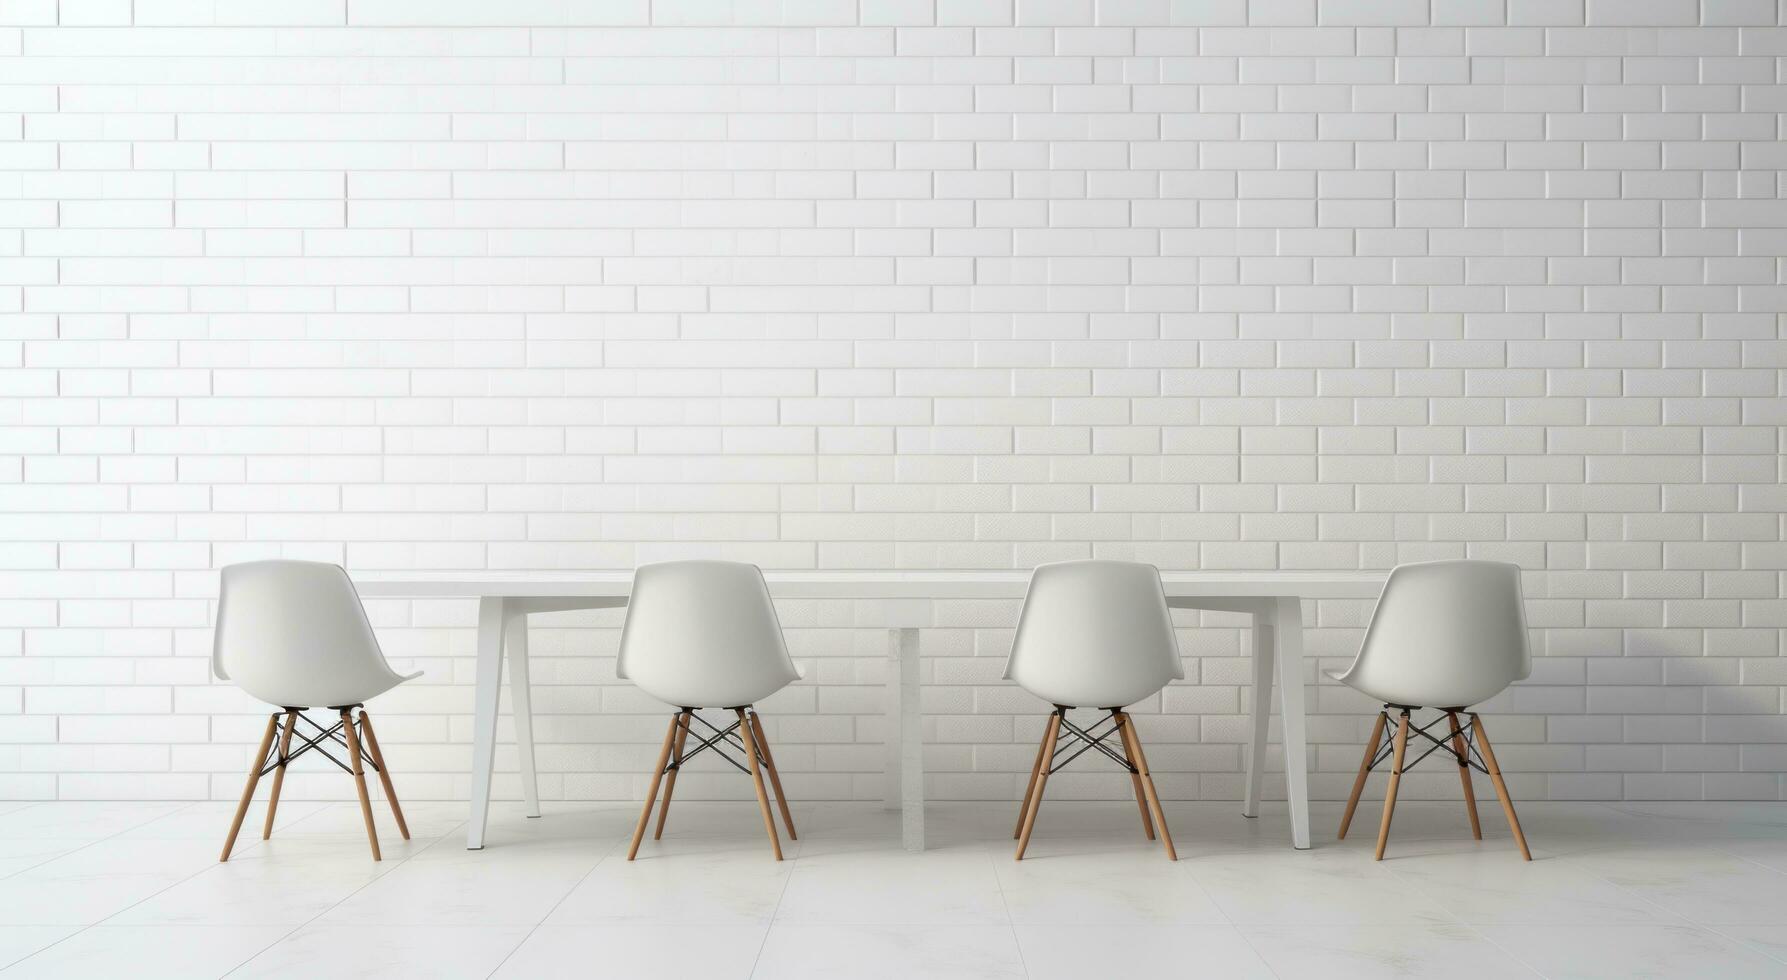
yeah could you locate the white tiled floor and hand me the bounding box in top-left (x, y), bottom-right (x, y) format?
top-left (0, 798), bottom-right (1784, 978)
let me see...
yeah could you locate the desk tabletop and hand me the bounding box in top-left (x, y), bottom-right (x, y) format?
top-left (352, 569), bottom-right (1385, 600)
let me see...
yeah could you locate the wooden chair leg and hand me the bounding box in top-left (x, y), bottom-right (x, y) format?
top-left (340, 707), bottom-right (381, 861)
top-left (1113, 711), bottom-right (1155, 841)
top-left (1374, 709), bottom-right (1411, 861)
top-left (748, 710), bottom-right (798, 841)
top-left (736, 707), bottom-right (783, 860)
top-left (1338, 710), bottom-right (1387, 840)
top-left (1014, 711), bottom-right (1061, 860)
top-left (1013, 720), bottom-right (1052, 839)
top-left (1116, 711), bottom-right (1176, 861)
top-left (357, 709), bottom-right (410, 841)
top-left (653, 711), bottom-right (691, 841)
top-left (628, 712), bottom-right (682, 860)
top-left (1446, 710), bottom-right (1481, 841)
top-left (220, 712), bottom-right (280, 862)
top-left (1470, 713), bottom-right (1532, 861)
top-left (260, 711), bottom-right (298, 840)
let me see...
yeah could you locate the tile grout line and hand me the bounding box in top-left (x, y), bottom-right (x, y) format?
top-left (1178, 812), bottom-right (1288, 980)
top-left (747, 802), bottom-right (808, 979)
top-left (0, 802), bottom-right (205, 971)
top-left (70, 802), bottom-right (407, 978)
top-left (482, 809), bottom-right (631, 979)
top-left (1579, 806), bottom-right (1787, 969)
top-left (983, 824), bottom-right (1037, 980)
top-left (1497, 802), bottom-right (1745, 975)
top-left (218, 807), bottom-right (469, 979)
top-left (0, 801), bottom-right (193, 884)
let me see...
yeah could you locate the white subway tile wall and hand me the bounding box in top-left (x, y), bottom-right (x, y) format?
top-left (0, 0), bottom-right (1783, 806)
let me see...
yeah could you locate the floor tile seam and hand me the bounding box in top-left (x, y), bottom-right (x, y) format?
top-left (980, 826), bottom-right (1036, 979)
top-left (483, 822), bottom-right (628, 979)
top-left (0, 802), bottom-right (208, 972)
top-left (220, 813), bottom-right (466, 978)
top-left (1698, 922), bottom-right (1787, 968)
top-left (1460, 920), bottom-right (1563, 980)
top-left (1548, 847), bottom-right (1718, 930)
top-left (745, 822), bottom-right (804, 979)
top-left (0, 801), bottom-right (197, 884)
top-left (1703, 840), bottom-right (1787, 878)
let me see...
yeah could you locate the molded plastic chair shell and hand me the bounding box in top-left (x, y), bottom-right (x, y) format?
top-left (1003, 560), bottom-right (1185, 709)
top-left (617, 560), bottom-right (802, 709)
top-left (1329, 559), bottom-right (1531, 709)
top-left (213, 560), bottom-right (419, 709)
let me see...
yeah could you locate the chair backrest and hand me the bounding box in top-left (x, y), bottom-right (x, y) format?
top-left (1346, 559), bottom-right (1531, 707)
top-left (1003, 560), bottom-right (1184, 708)
top-left (213, 560), bottom-right (402, 706)
top-left (617, 560), bottom-right (800, 709)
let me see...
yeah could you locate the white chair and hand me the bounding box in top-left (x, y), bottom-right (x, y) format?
top-left (1330, 559), bottom-right (1533, 861)
top-left (618, 560), bottom-right (802, 860)
top-left (213, 560), bottom-right (420, 861)
top-left (1004, 560), bottom-right (1182, 861)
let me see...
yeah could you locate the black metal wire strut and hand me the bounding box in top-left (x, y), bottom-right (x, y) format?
top-left (257, 708), bottom-right (380, 779)
top-left (662, 710), bottom-right (752, 776)
top-left (1367, 707), bottom-right (1491, 777)
top-left (1045, 706), bottom-right (1141, 776)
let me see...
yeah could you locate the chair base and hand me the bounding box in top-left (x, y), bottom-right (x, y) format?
top-left (1338, 705), bottom-right (1531, 862)
top-left (628, 706), bottom-right (796, 861)
top-left (1014, 705), bottom-right (1176, 861)
top-left (220, 705), bottom-right (409, 862)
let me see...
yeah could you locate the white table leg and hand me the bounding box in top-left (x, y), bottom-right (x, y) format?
top-left (888, 627), bottom-right (923, 851)
top-left (885, 628), bottom-right (901, 812)
top-left (1242, 610), bottom-right (1273, 819)
top-left (1273, 596), bottom-right (1311, 849)
top-left (468, 596), bottom-right (506, 849)
top-left (506, 611), bottom-right (540, 819)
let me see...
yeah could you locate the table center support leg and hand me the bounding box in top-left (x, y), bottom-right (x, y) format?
top-left (468, 596), bottom-right (507, 850)
top-left (886, 627), bottom-right (923, 852)
top-left (1242, 610), bottom-right (1274, 820)
top-left (1273, 596), bottom-right (1312, 850)
top-left (506, 612), bottom-right (541, 819)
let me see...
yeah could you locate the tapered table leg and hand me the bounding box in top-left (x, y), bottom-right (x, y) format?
top-left (1242, 611), bottom-right (1273, 819)
top-left (467, 596), bottom-right (506, 850)
top-left (506, 611), bottom-right (540, 819)
top-left (1273, 597), bottom-right (1311, 849)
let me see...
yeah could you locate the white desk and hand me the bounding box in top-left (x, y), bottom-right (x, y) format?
top-left (354, 570), bottom-right (1384, 852)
